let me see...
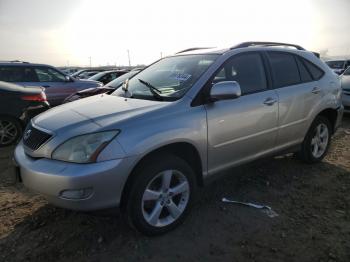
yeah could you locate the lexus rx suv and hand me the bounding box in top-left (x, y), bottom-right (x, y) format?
top-left (14, 42), bottom-right (343, 235)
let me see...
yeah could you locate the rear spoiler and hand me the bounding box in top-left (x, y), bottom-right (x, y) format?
top-left (312, 52), bottom-right (320, 58)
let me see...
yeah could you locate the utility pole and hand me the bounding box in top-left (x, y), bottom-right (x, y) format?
top-left (127, 50), bottom-right (131, 67)
top-left (160, 52), bottom-right (163, 58)
top-left (89, 56), bottom-right (92, 67)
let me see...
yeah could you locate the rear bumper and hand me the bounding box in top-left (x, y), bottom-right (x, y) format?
top-left (20, 102), bottom-right (50, 125)
top-left (14, 142), bottom-right (137, 211)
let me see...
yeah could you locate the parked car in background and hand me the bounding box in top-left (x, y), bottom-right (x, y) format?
top-left (341, 67), bottom-right (350, 112)
top-left (88, 70), bottom-right (129, 85)
top-left (71, 69), bottom-right (105, 79)
top-left (326, 59), bottom-right (350, 75)
top-left (0, 61), bottom-right (103, 106)
top-left (61, 68), bottom-right (79, 75)
top-left (63, 69), bottom-right (141, 103)
top-left (0, 81), bottom-right (49, 146)
top-left (14, 42), bottom-right (343, 235)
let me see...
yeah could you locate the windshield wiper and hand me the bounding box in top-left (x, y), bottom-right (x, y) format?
top-left (138, 78), bottom-right (164, 100)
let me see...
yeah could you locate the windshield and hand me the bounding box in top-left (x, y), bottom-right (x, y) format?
top-left (326, 60), bottom-right (345, 69)
top-left (112, 54), bottom-right (218, 101)
top-left (106, 70), bottom-right (140, 88)
top-left (89, 71), bottom-right (107, 80)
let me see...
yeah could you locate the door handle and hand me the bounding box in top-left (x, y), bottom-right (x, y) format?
top-left (312, 87), bottom-right (321, 94)
top-left (263, 97), bottom-right (277, 106)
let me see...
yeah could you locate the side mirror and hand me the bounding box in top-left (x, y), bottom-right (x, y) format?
top-left (210, 81), bottom-right (241, 101)
top-left (65, 76), bottom-right (73, 82)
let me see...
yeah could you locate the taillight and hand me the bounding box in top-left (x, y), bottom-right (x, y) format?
top-left (21, 92), bottom-right (47, 102)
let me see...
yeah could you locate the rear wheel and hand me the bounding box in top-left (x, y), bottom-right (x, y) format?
top-left (123, 155), bottom-right (196, 236)
top-left (0, 117), bottom-right (22, 147)
top-left (298, 116), bottom-right (331, 163)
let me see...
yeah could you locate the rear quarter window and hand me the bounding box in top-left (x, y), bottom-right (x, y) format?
top-left (301, 58), bottom-right (324, 80)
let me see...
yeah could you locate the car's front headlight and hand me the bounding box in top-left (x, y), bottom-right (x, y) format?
top-left (52, 130), bottom-right (120, 163)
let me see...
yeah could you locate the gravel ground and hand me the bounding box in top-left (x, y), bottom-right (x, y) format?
top-left (0, 116), bottom-right (349, 262)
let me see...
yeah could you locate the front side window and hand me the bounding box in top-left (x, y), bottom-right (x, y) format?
top-left (268, 52), bottom-right (300, 88)
top-left (34, 67), bottom-right (66, 82)
top-left (212, 52), bottom-right (267, 94)
top-left (112, 54), bottom-right (218, 101)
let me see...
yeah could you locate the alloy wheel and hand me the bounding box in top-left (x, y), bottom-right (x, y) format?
top-left (311, 123), bottom-right (329, 158)
top-left (141, 169), bottom-right (190, 227)
top-left (0, 120), bottom-right (18, 146)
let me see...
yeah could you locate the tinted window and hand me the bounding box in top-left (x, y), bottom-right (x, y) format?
top-left (302, 59), bottom-right (324, 80)
top-left (295, 57), bottom-right (313, 82)
top-left (268, 52), bottom-right (300, 88)
top-left (212, 53), bottom-right (267, 94)
top-left (34, 67), bottom-right (66, 82)
top-left (0, 66), bottom-right (39, 82)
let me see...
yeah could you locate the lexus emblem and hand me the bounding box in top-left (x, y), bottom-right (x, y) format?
top-left (24, 129), bottom-right (32, 140)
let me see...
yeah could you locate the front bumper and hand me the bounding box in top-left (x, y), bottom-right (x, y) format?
top-left (14, 143), bottom-right (137, 211)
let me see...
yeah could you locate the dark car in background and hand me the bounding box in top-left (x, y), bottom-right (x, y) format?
top-left (0, 61), bottom-right (103, 106)
top-left (0, 81), bottom-right (49, 146)
top-left (64, 69), bottom-right (141, 103)
top-left (88, 70), bottom-right (128, 85)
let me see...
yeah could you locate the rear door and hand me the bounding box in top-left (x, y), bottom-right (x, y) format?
top-left (205, 52), bottom-right (279, 174)
top-left (266, 51), bottom-right (324, 148)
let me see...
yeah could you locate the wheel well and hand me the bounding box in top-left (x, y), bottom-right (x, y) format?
top-left (317, 108), bottom-right (337, 134)
top-left (120, 142), bottom-right (204, 208)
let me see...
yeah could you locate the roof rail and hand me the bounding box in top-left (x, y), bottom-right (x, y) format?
top-left (176, 47), bottom-right (214, 54)
top-left (0, 60), bottom-right (29, 63)
top-left (230, 42), bottom-right (306, 51)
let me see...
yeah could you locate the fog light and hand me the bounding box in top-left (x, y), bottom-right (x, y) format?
top-left (59, 188), bottom-right (93, 200)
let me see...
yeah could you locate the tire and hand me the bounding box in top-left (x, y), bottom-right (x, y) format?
top-left (0, 116), bottom-right (22, 147)
top-left (123, 154), bottom-right (196, 236)
top-left (297, 116), bottom-right (332, 163)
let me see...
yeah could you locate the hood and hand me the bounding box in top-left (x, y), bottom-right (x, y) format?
top-left (341, 75), bottom-right (350, 91)
top-left (33, 94), bottom-right (168, 132)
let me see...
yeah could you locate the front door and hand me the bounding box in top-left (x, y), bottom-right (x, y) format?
top-left (205, 52), bottom-right (279, 175)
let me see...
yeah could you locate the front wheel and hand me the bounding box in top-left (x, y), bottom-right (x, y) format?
top-left (123, 155), bottom-right (196, 236)
top-left (298, 116), bottom-right (331, 163)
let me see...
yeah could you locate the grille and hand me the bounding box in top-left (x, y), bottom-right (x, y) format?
top-left (22, 124), bottom-right (52, 150)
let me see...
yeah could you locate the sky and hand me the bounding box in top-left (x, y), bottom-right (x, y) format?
top-left (0, 0), bottom-right (349, 67)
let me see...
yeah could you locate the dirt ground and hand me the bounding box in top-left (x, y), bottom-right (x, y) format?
top-left (0, 116), bottom-right (349, 262)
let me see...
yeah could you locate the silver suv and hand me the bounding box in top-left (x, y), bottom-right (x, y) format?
top-left (14, 42), bottom-right (343, 235)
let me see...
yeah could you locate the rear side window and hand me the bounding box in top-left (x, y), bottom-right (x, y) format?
top-left (295, 57), bottom-right (313, 82)
top-left (302, 58), bottom-right (324, 80)
top-left (0, 66), bottom-right (38, 82)
top-left (267, 52), bottom-right (300, 88)
top-left (213, 52), bottom-right (267, 95)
